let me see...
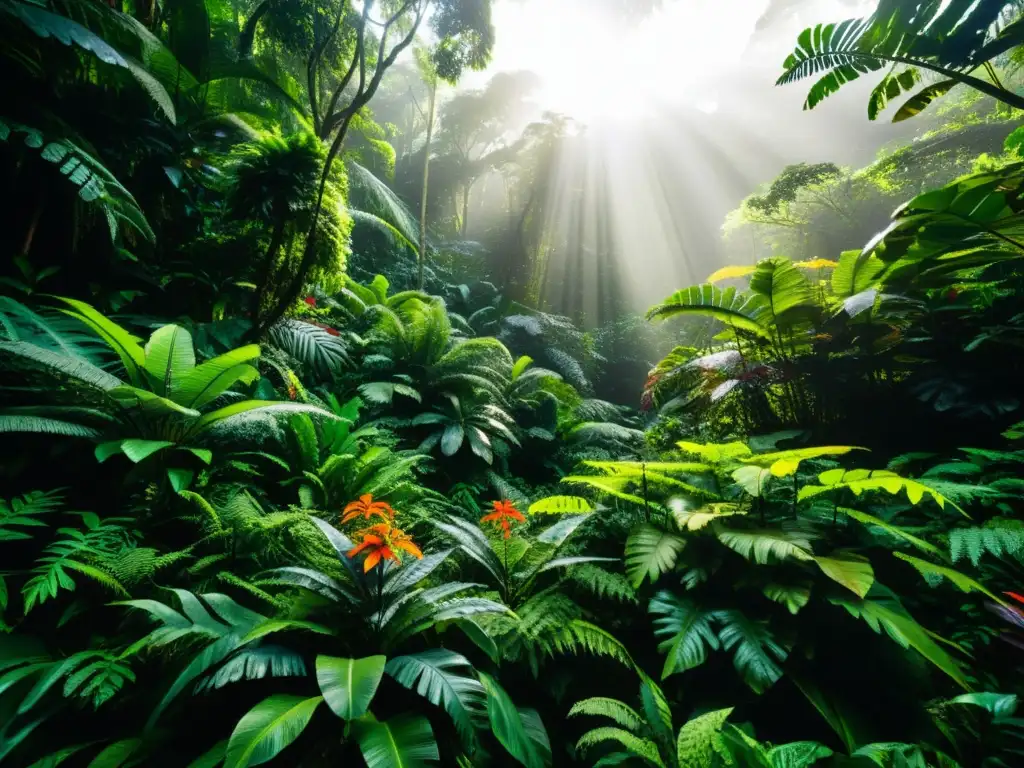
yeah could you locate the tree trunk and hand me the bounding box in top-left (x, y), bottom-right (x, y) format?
top-left (252, 216), bottom-right (288, 322)
top-left (461, 181), bottom-right (471, 237)
top-left (418, 76), bottom-right (437, 291)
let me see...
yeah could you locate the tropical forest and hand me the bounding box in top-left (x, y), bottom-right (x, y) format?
top-left (3, 0), bottom-right (1024, 765)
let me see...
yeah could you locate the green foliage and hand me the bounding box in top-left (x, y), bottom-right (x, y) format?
top-left (3, 2), bottom-right (1024, 765)
top-left (646, 284), bottom-right (769, 337)
top-left (316, 655), bottom-right (385, 720)
top-left (385, 650), bottom-right (486, 744)
top-left (224, 694), bottom-right (323, 768)
top-left (778, 2), bottom-right (1024, 119)
top-left (354, 715), bottom-right (440, 768)
top-left (0, 119), bottom-right (154, 242)
top-left (625, 524), bottom-right (687, 589)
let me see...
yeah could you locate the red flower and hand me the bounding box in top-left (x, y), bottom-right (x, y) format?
top-left (311, 321), bottom-right (340, 336)
top-left (304, 296), bottom-right (317, 307)
top-left (341, 494), bottom-right (396, 524)
top-left (480, 499), bottom-right (526, 539)
top-left (946, 288), bottom-right (959, 302)
top-left (347, 522), bottom-right (423, 571)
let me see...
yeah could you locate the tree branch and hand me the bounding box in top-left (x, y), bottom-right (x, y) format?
top-left (319, 0), bottom-right (372, 138)
top-left (308, 5), bottom-right (346, 133)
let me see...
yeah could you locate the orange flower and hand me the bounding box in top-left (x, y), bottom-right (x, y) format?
top-left (480, 499), bottom-right (526, 539)
top-left (347, 522), bottom-right (423, 572)
top-left (341, 494), bottom-right (396, 524)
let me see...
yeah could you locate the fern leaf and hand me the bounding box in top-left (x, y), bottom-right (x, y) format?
top-left (546, 620), bottom-right (635, 668)
top-left (576, 727), bottom-right (665, 767)
top-left (0, 415), bottom-right (101, 438)
top-left (950, 521), bottom-right (1024, 566)
top-left (568, 698), bottom-right (643, 732)
top-left (676, 708), bottom-right (733, 768)
top-left (569, 564), bottom-right (637, 604)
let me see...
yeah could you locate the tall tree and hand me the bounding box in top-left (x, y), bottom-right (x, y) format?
top-left (244, 0), bottom-right (495, 335)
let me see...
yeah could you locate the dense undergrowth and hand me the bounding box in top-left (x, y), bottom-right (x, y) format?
top-left (2, 0), bottom-right (1024, 766)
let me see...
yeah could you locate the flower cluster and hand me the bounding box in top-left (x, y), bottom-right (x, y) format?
top-left (341, 493), bottom-right (421, 572)
top-left (347, 522), bottom-right (423, 572)
top-left (480, 499), bottom-right (525, 539)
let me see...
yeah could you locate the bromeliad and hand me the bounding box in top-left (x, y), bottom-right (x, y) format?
top-left (341, 493), bottom-right (396, 524)
top-left (347, 522), bottom-right (423, 572)
top-left (481, 499), bottom-right (525, 539)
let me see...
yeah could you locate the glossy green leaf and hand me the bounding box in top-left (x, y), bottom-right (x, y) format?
top-left (224, 694), bottom-right (322, 768)
top-left (315, 655), bottom-right (385, 721)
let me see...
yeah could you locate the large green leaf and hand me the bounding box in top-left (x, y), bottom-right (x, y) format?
top-left (192, 401), bottom-right (333, 434)
top-left (528, 496), bottom-right (595, 515)
top-left (172, 344), bottom-right (260, 408)
top-left (86, 738), bottom-right (142, 768)
top-left (354, 715), bottom-right (440, 768)
top-left (385, 651), bottom-right (485, 743)
top-left (814, 552), bottom-right (874, 598)
top-left (0, 340), bottom-right (122, 390)
top-left (440, 423), bottom-right (465, 456)
top-left (715, 610), bottom-right (788, 694)
top-left (767, 741), bottom-right (834, 767)
top-left (799, 469), bottom-right (968, 517)
top-left (108, 386), bottom-right (200, 418)
top-left (831, 249), bottom-right (884, 299)
top-left (3, 2), bottom-right (176, 122)
top-left (748, 256), bottom-right (815, 327)
top-left (625, 523), bottom-right (686, 588)
top-left (715, 526), bottom-right (814, 564)
top-left (479, 672), bottom-right (549, 768)
top-left (741, 446), bottom-right (866, 477)
top-left (838, 508), bottom-right (942, 556)
top-left (56, 298), bottom-right (145, 385)
top-left (143, 325), bottom-right (195, 396)
top-left (646, 284), bottom-right (768, 336)
top-left (113, 439), bottom-right (175, 463)
top-left (650, 592), bottom-right (719, 680)
top-left (892, 552), bottom-right (1002, 602)
top-left (315, 655), bottom-right (385, 721)
top-left (829, 588), bottom-right (967, 688)
top-left (223, 695), bottom-right (321, 768)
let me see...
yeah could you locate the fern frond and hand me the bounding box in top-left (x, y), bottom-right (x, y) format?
top-left (568, 697), bottom-right (643, 732)
top-left (569, 564), bottom-right (637, 604)
top-left (0, 489), bottom-right (63, 541)
top-left (676, 708), bottom-right (734, 768)
top-left (0, 415), bottom-right (102, 438)
top-left (950, 521), bottom-right (1024, 566)
top-left (0, 339), bottom-right (122, 390)
top-left (576, 728), bottom-right (665, 767)
top-left (0, 120), bottom-right (154, 241)
top-left (546, 621), bottom-right (635, 668)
